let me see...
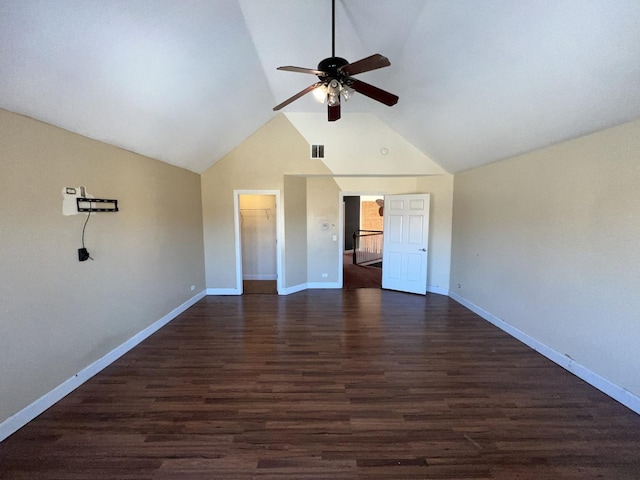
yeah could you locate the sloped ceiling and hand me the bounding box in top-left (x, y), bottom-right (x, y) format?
top-left (1, 0), bottom-right (639, 174)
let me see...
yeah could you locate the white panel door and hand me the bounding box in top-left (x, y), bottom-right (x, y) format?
top-left (382, 194), bottom-right (430, 294)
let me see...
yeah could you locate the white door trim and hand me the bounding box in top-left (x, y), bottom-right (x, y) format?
top-left (234, 190), bottom-right (283, 294)
top-left (338, 192), bottom-right (344, 288)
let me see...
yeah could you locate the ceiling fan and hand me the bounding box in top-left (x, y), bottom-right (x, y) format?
top-left (273, 0), bottom-right (399, 122)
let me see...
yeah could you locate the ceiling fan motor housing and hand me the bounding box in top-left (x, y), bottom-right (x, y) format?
top-left (317, 57), bottom-right (349, 80)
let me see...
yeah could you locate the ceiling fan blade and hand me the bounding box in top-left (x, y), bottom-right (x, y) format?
top-left (328, 103), bottom-right (341, 122)
top-left (339, 54), bottom-right (390, 76)
top-left (277, 66), bottom-right (328, 76)
top-left (273, 82), bottom-right (324, 111)
top-left (348, 79), bottom-right (399, 106)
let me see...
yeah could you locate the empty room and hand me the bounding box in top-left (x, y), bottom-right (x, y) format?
top-left (1, 1), bottom-right (639, 478)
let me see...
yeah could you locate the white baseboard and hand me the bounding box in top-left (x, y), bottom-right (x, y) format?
top-left (207, 282), bottom-right (341, 296)
top-left (209, 281), bottom-right (440, 296)
top-left (282, 283), bottom-right (445, 295)
top-left (448, 291), bottom-right (640, 415)
top-left (281, 283), bottom-right (443, 295)
top-left (0, 290), bottom-right (206, 443)
top-left (307, 282), bottom-right (341, 289)
top-left (427, 285), bottom-right (448, 296)
top-left (206, 287), bottom-right (241, 295)
top-left (279, 282), bottom-right (350, 295)
top-left (279, 283), bottom-right (308, 295)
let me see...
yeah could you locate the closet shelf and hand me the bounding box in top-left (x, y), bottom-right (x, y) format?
top-left (240, 208), bottom-right (275, 220)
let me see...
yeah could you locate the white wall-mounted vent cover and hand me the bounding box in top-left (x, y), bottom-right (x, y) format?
top-left (311, 144), bottom-right (325, 159)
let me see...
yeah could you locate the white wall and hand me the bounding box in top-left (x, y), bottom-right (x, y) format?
top-left (451, 119), bottom-right (640, 399)
top-left (0, 109), bottom-right (205, 427)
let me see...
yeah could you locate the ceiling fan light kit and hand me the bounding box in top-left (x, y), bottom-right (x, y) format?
top-left (273, 0), bottom-right (399, 121)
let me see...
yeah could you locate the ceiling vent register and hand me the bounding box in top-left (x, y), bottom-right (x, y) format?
top-left (311, 144), bottom-right (325, 159)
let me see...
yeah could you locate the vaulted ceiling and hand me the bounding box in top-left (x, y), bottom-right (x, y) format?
top-left (2, 1), bottom-right (639, 174)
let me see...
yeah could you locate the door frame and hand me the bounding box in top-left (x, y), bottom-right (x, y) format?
top-left (234, 190), bottom-right (283, 294)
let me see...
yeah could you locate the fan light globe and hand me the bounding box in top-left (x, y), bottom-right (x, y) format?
top-left (342, 85), bottom-right (354, 101)
top-left (327, 79), bottom-right (341, 106)
top-left (313, 87), bottom-right (327, 103)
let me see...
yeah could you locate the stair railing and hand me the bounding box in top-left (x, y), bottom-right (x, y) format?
top-left (352, 230), bottom-right (383, 265)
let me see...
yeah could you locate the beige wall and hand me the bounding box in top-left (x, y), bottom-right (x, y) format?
top-left (451, 119), bottom-right (640, 397)
top-left (334, 177), bottom-right (419, 193)
top-left (307, 177), bottom-right (341, 284)
top-left (201, 113), bottom-right (456, 293)
top-left (283, 175), bottom-right (308, 288)
top-left (286, 113), bottom-right (447, 175)
top-left (0, 109), bottom-right (205, 424)
top-left (200, 114), bottom-right (333, 290)
top-left (417, 175), bottom-right (454, 293)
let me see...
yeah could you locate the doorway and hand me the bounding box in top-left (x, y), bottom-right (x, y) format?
top-left (234, 191), bottom-right (282, 294)
top-left (342, 194), bottom-right (384, 289)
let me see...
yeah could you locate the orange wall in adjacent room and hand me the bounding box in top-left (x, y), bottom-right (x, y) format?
top-left (361, 201), bottom-right (383, 231)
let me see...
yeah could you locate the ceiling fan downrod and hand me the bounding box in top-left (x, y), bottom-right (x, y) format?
top-left (332, 0), bottom-right (336, 58)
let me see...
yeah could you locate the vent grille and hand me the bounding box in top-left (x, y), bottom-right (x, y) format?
top-left (311, 144), bottom-right (325, 159)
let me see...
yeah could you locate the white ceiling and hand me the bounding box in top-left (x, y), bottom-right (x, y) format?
top-left (1, 0), bottom-right (639, 174)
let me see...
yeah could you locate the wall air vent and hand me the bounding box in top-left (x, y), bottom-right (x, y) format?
top-left (311, 144), bottom-right (325, 159)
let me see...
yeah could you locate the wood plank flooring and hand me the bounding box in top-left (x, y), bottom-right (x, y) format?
top-left (1, 289), bottom-right (639, 479)
top-left (243, 280), bottom-right (278, 294)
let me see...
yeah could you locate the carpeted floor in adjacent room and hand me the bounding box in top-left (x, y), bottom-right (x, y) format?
top-left (343, 252), bottom-right (381, 289)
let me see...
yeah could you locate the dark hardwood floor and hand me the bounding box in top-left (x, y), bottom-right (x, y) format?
top-left (1, 290), bottom-right (639, 479)
top-left (243, 280), bottom-right (278, 294)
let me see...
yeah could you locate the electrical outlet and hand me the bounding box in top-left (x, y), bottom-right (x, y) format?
top-left (321, 273), bottom-right (328, 278)
top-left (190, 285), bottom-right (196, 291)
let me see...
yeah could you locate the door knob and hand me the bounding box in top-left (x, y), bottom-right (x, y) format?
top-left (419, 248), bottom-right (426, 252)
